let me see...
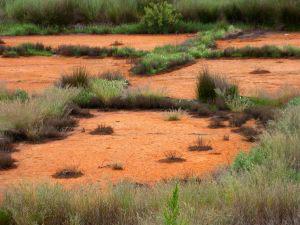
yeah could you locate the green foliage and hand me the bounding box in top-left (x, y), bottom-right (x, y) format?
top-left (232, 149), bottom-right (266, 172)
top-left (164, 184), bottom-right (181, 225)
top-left (288, 96), bottom-right (300, 106)
top-left (142, 1), bottom-right (181, 34)
top-left (0, 209), bottom-right (10, 225)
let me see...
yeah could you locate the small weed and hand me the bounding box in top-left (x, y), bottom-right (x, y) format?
top-left (189, 136), bottom-right (213, 151)
top-left (163, 184), bottom-right (181, 225)
top-left (52, 165), bottom-right (83, 179)
top-left (90, 125), bottom-right (114, 135)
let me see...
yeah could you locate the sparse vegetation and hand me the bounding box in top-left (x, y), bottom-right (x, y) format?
top-left (233, 126), bottom-right (261, 142)
top-left (1, 103), bottom-right (299, 225)
top-left (58, 67), bottom-right (90, 88)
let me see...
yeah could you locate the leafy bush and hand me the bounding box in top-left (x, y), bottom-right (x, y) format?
top-left (141, 1), bottom-right (181, 34)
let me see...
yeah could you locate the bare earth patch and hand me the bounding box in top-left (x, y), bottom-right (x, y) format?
top-left (1, 57), bottom-right (300, 99)
top-left (1, 34), bottom-right (193, 51)
top-left (0, 111), bottom-right (250, 189)
top-left (217, 32), bottom-right (300, 49)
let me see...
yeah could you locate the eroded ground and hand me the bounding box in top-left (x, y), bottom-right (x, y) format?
top-left (1, 57), bottom-right (299, 99)
top-left (1, 34), bottom-right (193, 50)
top-left (0, 111), bottom-right (251, 189)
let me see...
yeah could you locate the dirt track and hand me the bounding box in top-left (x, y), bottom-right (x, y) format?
top-left (0, 111), bottom-right (251, 188)
top-left (1, 34), bottom-right (193, 50)
top-left (1, 57), bottom-right (299, 99)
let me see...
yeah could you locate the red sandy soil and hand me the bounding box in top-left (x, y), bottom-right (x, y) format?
top-left (217, 32), bottom-right (300, 49)
top-left (1, 34), bottom-right (193, 50)
top-left (0, 57), bottom-right (299, 99)
top-left (0, 111), bottom-right (251, 190)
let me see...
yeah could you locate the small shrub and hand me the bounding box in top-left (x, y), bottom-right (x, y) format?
top-left (90, 125), bottom-right (114, 135)
top-left (58, 67), bottom-right (90, 88)
top-left (229, 113), bottom-right (249, 127)
top-left (189, 136), bottom-right (213, 151)
top-left (164, 109), bottom-right (184, 121)
top-left (233, 126), bottom-right (261, 142)
top-left (52, 165), bottom-right (83, 179)
top-left (245, 105), bottom-right (276, 125)
top-left (160, 151), bottom-right (186, 163)
top-left (142, 1), bottom-right (181, 34)
top-left (0, 152), bottom-right (16, 170)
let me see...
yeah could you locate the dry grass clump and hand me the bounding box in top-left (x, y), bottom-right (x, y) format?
top-left (0, 39), bottom-right (5, 44)
top-left (0, 152), bottom-right (16, 170)
top-left (58, 67), bottom-right (90, 88)
top-left (52, 165), bottom-right (83, 179)
top-left (111, 163), bottom-right (124, 171)
top-left (189, 135), bottom-right (213, 151)
top-left (164, 109), bottom-right (185, 121)
top-left (160, 150), bottom-right (186, 163)
top-left (223, 134), bottom-right (230, 141)
top-left (0, 87), bottom-right (79, 141)
top-left (90, 125), bottom-right (114, 135)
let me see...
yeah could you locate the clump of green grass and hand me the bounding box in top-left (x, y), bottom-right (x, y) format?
top-left (164, 109), bottom-right (185, 121)
top-left (98, 71), bottom-right (130, 85)
top-left (90, 79), bottom-right (126, 106)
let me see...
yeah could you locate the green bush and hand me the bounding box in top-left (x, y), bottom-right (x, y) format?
top-left (141, 1), bottom-right (181, 34)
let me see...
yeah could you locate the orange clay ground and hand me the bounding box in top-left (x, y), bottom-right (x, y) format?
top-left (0, 33), bottom-right (299, 192)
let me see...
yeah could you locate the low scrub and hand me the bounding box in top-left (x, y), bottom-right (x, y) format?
top-left (52, 165), bottom-right (83, 179)
top-left (58, 67), bottom-right (90, 88)
top-left (0, 43), bottom-right (52, 57)
top-left (90, 125), bottom-right (114, 135)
